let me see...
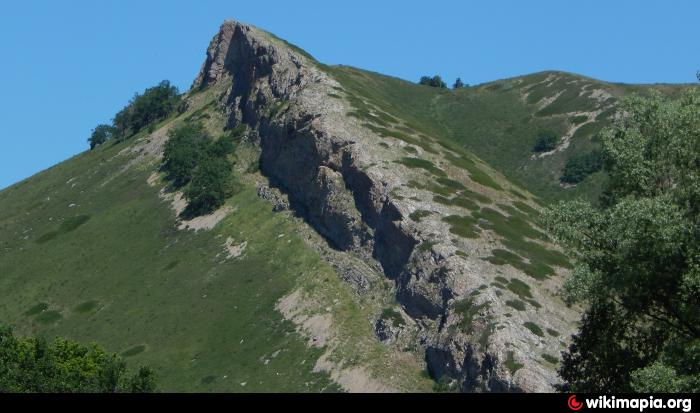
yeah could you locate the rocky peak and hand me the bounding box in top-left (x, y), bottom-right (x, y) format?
top-left (186, 20), bottom-right (579, 392)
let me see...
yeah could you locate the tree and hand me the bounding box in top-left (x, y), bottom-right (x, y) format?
top-left (532, 131), bottom-right (558, 153)
top-left (559, 150), bottom-right (603, 184)
top-left (419, 75), bottom-right (447, 88)
top-left (453, 78), bottom-right (467, 89)
top-left (183, 156), bottom-right (234, 217)
top-left (162, 121), bottom-right (239, 218)
top-left (88, 124), bottom-right (116, 149)
top-left (0, 326), bottom-right (156, 392)
top-left (113, 80), bottom-right (180, 140)
top-left (162, 122), bottom-right (211, 188)
top-left (542, 89), bottom-right (700, 392)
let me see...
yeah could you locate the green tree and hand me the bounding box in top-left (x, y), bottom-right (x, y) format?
top-left (542, 89), bottom-right (700, 392)
top-left (88, 124), bottom-right (116, 149)
top-left (419, 75), bottom-right (447, 88)
top-left (0, 326), bottom-right (156, 392)
top-left (533, 131), bottom-right (558, 153)
top-left (183, 156), bottom-right (234, 217)
top-left (162, 122), bottom-right (211, 188)
top-left (113, 80), bottom-right (180, 140)
top-left (560, 150), bottom-right (603, 184)
top-left (453, 78), bottom-right (467, 89)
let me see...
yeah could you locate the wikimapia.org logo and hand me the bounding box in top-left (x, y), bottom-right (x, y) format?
top-left (567, 395), bottom-right (693, 412)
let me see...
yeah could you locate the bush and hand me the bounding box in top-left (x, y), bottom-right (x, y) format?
top-left (533, 131), bottom-right (558, 152)
top-left (0, 325), bottom-right (156, 392)
top-left (560, 150), bottom-right (603, 184)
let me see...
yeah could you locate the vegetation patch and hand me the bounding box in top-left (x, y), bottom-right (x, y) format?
top-left (452, 297), bottom-right (489, 333)
top-left (542, 353), bottom-right (559, 364)
top-left (505, 351), bottom-right (524, 374)
top-left (561, 150), bottom-right (603, 184)
top-left (35, 310), bottom-right (62, 324)
top-left (442, 215), bottom-right (480, 238)
top-left (546, 328), bottom-right (561, 337)
top-left (409, 209), bottom-right (432, 222)
top-left (506, 278), bottom-right (533, 299)
top-left (533, 131), bottom-right (558, 152)
top-left (523, 321), bottom-right (545, 337)
top-left (24, 302), bottom-right (49, 316)
top-left (121, 345), bottom-right (146, 357)
top-left (417, 240), bottom-right (437, 253)
top-left (73, 300), bottom-right (99, 314)
top-left (380, 308), bottom-right (406, 327)
top-left (506, 299), bottom-right (526, 311)
top-left (394, 157), bottom-right (446, 177)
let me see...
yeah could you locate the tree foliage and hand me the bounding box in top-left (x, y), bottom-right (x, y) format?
top-left (88, 124), bottom-right (116, 150)
top-left (453, 78), bottom-right (467, 89)
top-left (162, 121), bottom-right (239, 217)
top-left (533, 131), bottom-right (558, 153)
top-left (419, 75), bottom-right (447, 88)
top-left (0, 326), bottom-right (156, 392)
top-left (542, 89), bottom-right (700, 392)
top-left (560, 150), bottom-right (603, 184)
top-left (113, 80), bottom-right (180, 140)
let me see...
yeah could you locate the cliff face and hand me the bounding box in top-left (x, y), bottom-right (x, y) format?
top-left (191, 20), bottom-right (579, 392)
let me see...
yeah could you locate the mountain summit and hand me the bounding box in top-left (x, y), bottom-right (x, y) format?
top-left (0, 20), bottom-right (689, 392)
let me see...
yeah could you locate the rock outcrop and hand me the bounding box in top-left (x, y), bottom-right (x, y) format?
top-left (190, 20), bottom-right (578, 392)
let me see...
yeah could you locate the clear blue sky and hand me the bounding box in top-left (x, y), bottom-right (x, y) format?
top-left (1, 0), bottom-right (698, 189)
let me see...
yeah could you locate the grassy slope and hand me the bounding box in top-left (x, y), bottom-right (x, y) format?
top-left (326, 66), bottom-right (690, 203)
top-left (0, 85), bottom-right (432, 392)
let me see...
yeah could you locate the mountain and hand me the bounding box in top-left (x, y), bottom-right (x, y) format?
top-left (0, 20), bottom-right (691, 392)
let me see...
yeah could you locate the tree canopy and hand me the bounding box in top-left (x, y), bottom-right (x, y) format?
top-left (419, 75), bottom-right (447, 88)
top-left (113, 80), bottom-right (180, 139)
top-left (0, 326), bottom-right (156, 392)
top-left (542, 89), bottom-right (700, 392)
top-left (453, 78), bottom-right (467, 89)
top-left (88, 124), bottom-right (116, 150)
top-left (162, 121), bottom-right (240, 218)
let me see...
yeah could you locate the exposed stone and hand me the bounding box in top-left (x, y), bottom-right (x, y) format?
top-left (190, 20), bottom-right (579, 392)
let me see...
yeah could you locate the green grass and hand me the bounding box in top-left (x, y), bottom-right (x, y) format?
top-left (24, 303), bottom-right (49, 316)
top-left (380, 308), bottom-right (405, 327)
top-left (122, 345), bottom-right (146, 357)
top-left (523, 321), bottom-right (545, 337)
top-left (505, 299), bottom-right (526, 311)
top-left (546, 328), bottom-right (561, 337)
top-left (505, 351), bottom-right (524, 374)
top-left (542, 353), bottom-right (559, 364)
top-left (394, 157), bottom-right (446, 177)
top-left (505, 278), bottom-right (532, 299)
top-left (452, 297), bottom-right (489, 334)
top-left (326, 66), bottom-right (689, 204)
top-left (409, 209), bottom-right (432, 222)
top-left (73, 300), bottom-right (99, 314)
top-left (442, 215), bottom-right (480, 239)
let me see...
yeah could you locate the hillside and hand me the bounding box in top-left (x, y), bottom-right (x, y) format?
top-left (0, 20), bottom-right (689, 393)
top-left (326, 66), bottom-right (690, 203)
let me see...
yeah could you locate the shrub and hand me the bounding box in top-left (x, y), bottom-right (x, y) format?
top-left (560, 150), bottom-right (603, 184)
top-left (533, 131), bottom-right (558, 152)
